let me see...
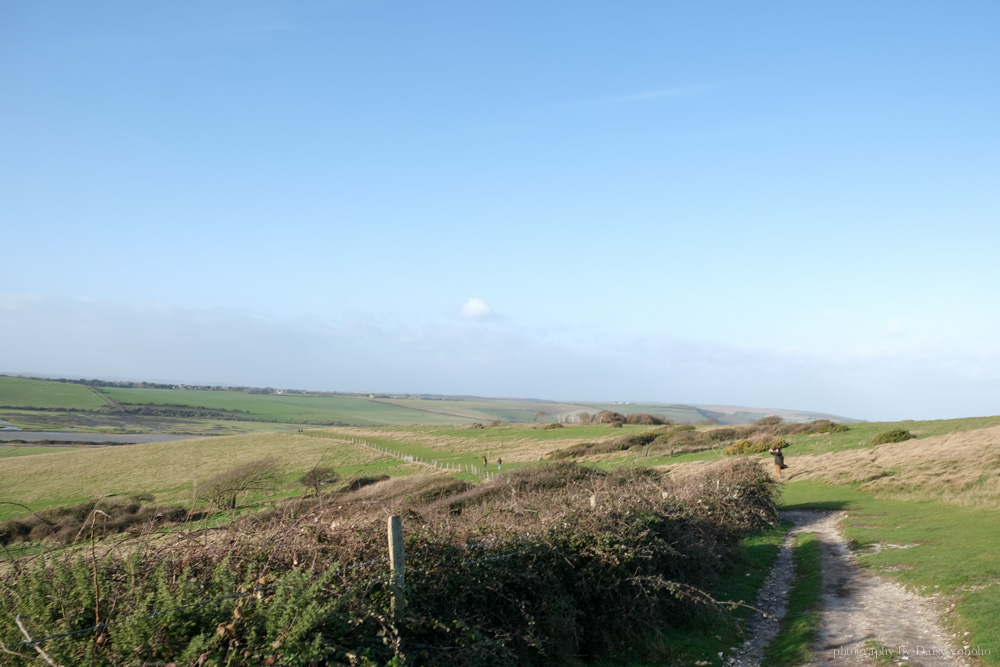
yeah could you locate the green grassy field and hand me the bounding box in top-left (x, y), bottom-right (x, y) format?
top-left (0, 375), bottom-right (107, 410)
top-left (0, 407), bottom-right (308, 435)
top-left (0, 432), bottom-right (417, 520)
top-left (100, 387), bottom-right (485, 425)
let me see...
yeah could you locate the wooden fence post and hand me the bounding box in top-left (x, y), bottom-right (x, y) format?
top-left (387, 515), bottom-right (405, 619)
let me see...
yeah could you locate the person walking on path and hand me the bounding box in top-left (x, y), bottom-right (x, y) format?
top-left (769, 445), bottom-right (788, 478)
top-left (483, 456), bottom-right (488, 470)
top-left (497, 457), bottom-right (502, 471)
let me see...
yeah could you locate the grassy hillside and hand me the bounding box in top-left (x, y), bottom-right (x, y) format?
top-left (0, 432), bottom-right (413, 519)
top-left (0, 423), bottom-right (641, 520)
top-left (1, 375), bottom-right (859, 435)
top-left (782, 423), bottom-right (1000, 507)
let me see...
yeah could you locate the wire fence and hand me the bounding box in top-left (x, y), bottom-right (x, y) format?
top-left (303, 433), bottom-right (503, 480)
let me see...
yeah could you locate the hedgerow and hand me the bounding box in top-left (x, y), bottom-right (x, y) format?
top-left (0, 460), bottom-right (779, 666)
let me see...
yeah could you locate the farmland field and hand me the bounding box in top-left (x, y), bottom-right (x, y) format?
top-left (0, 375), bottom-right (108, 410)
top-left (101, 387), bottom-right (486, 425)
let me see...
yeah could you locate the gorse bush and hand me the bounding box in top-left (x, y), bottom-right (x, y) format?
top-left (0, 460), bottom-right (779, 666)
top-left (755, 415), bottom-right (783, 426)
top-left (871, 429), bottom-right (916, 444)
top-left (723, 438), bottom-right (788, 456)
top-left (809, 419), bottom-right (850, 434)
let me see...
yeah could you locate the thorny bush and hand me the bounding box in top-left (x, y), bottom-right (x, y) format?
top-left (0, 460), bottom-right (779, 666)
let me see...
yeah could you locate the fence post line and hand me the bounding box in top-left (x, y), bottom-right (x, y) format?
top-left (387, 515), bottom-right (405, 620)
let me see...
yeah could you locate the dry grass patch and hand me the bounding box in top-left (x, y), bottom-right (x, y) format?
top-left (782, 424), bottom-right (1000, 507)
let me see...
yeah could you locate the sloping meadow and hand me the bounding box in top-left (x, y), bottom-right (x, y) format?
top-left (781, 424), bottom-right (1000, 507)
top-left (0, 459), bottom-right (778, 666)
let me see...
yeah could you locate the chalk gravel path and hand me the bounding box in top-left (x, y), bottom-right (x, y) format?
top-left (731, 510), bottom-right (976, 667)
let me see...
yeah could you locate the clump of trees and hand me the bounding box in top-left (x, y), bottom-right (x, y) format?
top-left (574, 411), bottom-right (672, 426)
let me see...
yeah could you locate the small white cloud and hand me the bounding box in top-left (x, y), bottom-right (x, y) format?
top-left (460, 297), bottom-right (495, 321)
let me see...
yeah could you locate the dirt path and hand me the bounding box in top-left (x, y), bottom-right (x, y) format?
top-left (732, 511), bottom-right (975, 667)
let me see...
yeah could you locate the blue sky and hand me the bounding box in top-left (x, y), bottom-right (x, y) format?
top-left (2, 1), bottom-right (998, 421)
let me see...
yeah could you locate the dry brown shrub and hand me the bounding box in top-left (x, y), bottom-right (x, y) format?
top-left (200, 457), bottom-right (282, 510)
top-left (625, 413), bottom-right (671, 425)
top-left (595, 410), bottom-right (626, 424)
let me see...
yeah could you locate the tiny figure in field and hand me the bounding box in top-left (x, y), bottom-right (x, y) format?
top-left (769, 445), bottom-right (789, 478)
top-left (497, 457), bottom-right (502, 471)
top-left (483, 456), bottom-right (488, 469)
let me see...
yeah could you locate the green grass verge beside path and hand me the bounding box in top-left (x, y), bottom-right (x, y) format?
top-left (782, 481), bottom-right (1000, 666)
top-left (761, 531), bottom-right (823, 666)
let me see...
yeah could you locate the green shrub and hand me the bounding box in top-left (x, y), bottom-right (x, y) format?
top-left (871, 429), bottom-right (915, 444)
top-left (723, 438), bottom-right (788, 456)
top-left (809, 419), bottom-right (849, 434)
